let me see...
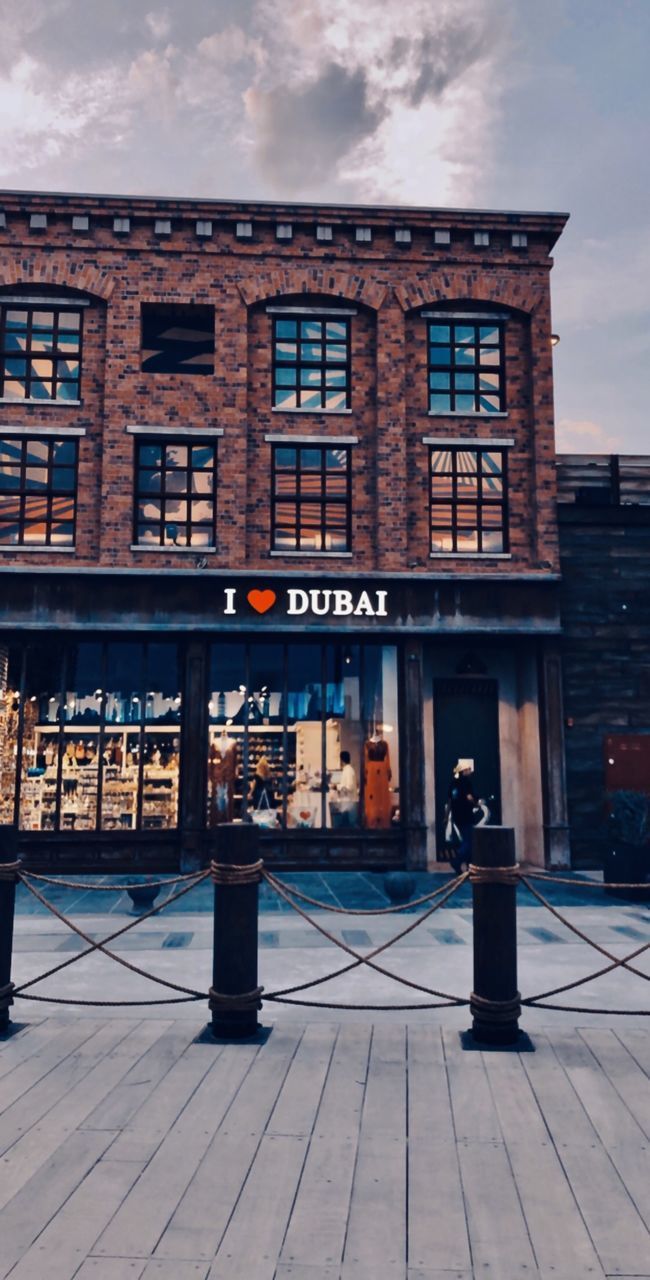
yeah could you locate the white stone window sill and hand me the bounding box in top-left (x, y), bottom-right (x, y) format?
top-left (271, 407), bottom-right (353, 415)
top-left (270, 550), bottom-right (353, 558)
top-left (130, 544), bottom-right (217, 554)
top-left (427, 410), bottom-right (508, 418)
top-left (0, 398), bottom-right (82, 407)
top-left (0, 545), bottom-right (76, 553)
top-left (0, 425), bottom-right (86, 436)
top-left (429, 552), bottom-right (512, 560)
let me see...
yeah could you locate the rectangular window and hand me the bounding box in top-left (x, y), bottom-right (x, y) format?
top-left (0, 305), bottom-right (82, 401)
top-left (272, 315), bottom-right (351, 411)
top-left (428, 318), bottom-right (505, 414)
top-left (207, 640), bottom-right (400, 831)
top-left (134, 438), bottom-right (217, 548)
top-left (141, 303), bottom-right (214, 375)
top-left (0, 437), bottom-right (78, 546)
top-left (429, 445), bottom-right (508, 554)
top-left (271, 443), bottom-right (351, 552)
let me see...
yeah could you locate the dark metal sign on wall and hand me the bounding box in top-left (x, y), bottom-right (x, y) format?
top-left (0, 569), bottom-right (560, 634)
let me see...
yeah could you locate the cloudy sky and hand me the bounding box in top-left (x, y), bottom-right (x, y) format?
top-left (0, 0), bottom-right (647, 453)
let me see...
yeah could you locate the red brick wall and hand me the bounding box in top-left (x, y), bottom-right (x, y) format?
top-left (0, 197), bottom-right (564, 576)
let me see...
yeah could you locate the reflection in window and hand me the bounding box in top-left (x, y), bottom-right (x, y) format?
top-left (141, 304), bottom-right (214, 375)
top-left (207, 641), bottom-right (400, 832)
top-left (0, 306), bottom-right (82, 401)
top-left (0, 437), bottom-right (77, 546)
top-left (13, 641), bottom-right (180, 832)
top-left (428, 319), bottom-right (504, 414)
top-left (272, 315), bottom-right (350, 410)
top-left (134, 439), bottom-right (217, 548)
top-left (271, 444), bottom-right (351, 552)
top-left (430, 446), bottom-right (508, 554)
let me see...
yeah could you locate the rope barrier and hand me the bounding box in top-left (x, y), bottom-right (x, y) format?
top-left (524, 869), bottom-right (650, 890)
top-left (11, 869), bottom-right (210, 1004)
top-left (262, 868), bottom-right (470, 1005)
top-left (210, 859), bottom-right (264, 886)
top-left (468, 862), bottom-right (520, 885)
top-left (470, 991), bottom-right (522, 1024)
top-left (209, 985), bottom-right (264, 1012)
top-left (520, 875), bottom-right (649, 984)
top-left (260, 870), bottom-right (468, 915)
top-left (19, 869), bottom-right (207, 892)
top-left (0, 860), bottom-right (22, 881)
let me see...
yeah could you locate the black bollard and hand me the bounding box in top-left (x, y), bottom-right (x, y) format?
top-left (210, 823), bottom-right (262, 1040)
top-left (470, 826), bottom-right (521, 1046)
top-left (0, 824), bottom-right (19, 1036)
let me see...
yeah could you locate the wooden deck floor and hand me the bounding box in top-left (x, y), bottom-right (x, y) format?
top-left (0, 1017), bottom-right (648, 1280)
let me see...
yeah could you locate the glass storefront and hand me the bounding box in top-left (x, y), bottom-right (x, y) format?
top-left (0, 640), bottom-right (181, 833)
top-left (207, 640), bottom-right (400, 831)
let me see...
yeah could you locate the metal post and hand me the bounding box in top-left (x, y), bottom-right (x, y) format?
top-left (470, 825), bottom-right (521, 1046)
top-left (210, 823), bottom-right (262, 1040)
top-left (0, 824), bottom-right (19, 1036)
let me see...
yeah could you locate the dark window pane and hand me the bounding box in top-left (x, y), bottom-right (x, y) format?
top-left (141, 303), bottom-right (215, 375)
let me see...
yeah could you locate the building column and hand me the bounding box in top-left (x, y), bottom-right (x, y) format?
top-left (375, 294), bottom-right (407, 571)
top-left (401, 641), bottom-right (427, 869)
top-left (539, 643), bottom-right (571, 867)
top-left (179, 640), bottom-right (208, 871)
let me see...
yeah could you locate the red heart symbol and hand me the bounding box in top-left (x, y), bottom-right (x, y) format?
top-left (247, 588), bottom-right (277, 614)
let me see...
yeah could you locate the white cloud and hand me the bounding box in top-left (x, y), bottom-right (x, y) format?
top-left (555, 418), bottom-right (622, 453)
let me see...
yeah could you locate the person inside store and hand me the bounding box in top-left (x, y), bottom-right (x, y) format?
top-left (248, 756), bottom-right (277, 812)
top-left (444, 758), bottom-right (478, 874)
top-left (330, 749), bottom-right (359, 827)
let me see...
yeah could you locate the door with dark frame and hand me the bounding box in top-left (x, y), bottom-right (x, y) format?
top-left (433, 677), bottom-right (501, 856)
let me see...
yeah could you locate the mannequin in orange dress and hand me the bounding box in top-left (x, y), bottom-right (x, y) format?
top-left (363, 735), bottom-right (392, 828)
top-left (208, 731), bottom-right (238, 825)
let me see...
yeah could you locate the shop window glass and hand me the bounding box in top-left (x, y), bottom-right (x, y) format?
top-left (61, 643), bottom-right (103, 832)
top-left (0, 437), bottom-right (78, 546)
top-left (428, 318), bottom-right (504, 414)
top-left (134, 439), bottom-right (217, 548)
top-left (0, 305), bottom-right (82, 401)
top-left (272, 315), bottom-right (350, 410)
top-left (430, 446), bottom-right (508, 555)
top-left (206, 641), bottom-right (400, 833)
top-left (0, 645), bottom-right (22, 825)
top-left (141, 303), bottom-right (214, 375)
top-left (19, 642), bottom-right (66, 832)
top-left (207, 643), bottom-right (245, 827)
top-left (142, 644), bottom-right (181, 830)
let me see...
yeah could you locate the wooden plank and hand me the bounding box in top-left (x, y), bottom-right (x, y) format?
top-left (0, 1020), bottom-right (61, 1080)
top-left (407, 1027), bottom-right (471, 1275)
top-left (73, 1262), bottom-right (146, 1280)
top-left (266, 1022), bottom-right (337, 1137)
top-left (140, 1264), bottom-right (210, 1279)
top-left (0, 1018), bottom-right (105, 1117)
top-left (341, 1026), bottom-right (407, 1279)
top-left (0, 1020), bottom-right (138, 1164)
top-left (550, 1029), bottom-right (650, 1221)
top-left (207, 1133), bottom-right (307, 1280)
top-left (81, 1024), bottom-right (195, 1132)
top-left (523, 1033), bottom-right (650, 1277)
top-left (5, 1158), bottom-right (148, 1280)
top-left (279, 1024), bottom-right (371, 1273)
top-left (94, 1032), bottom-right (298, 1260)
top-left (0, 1129), bottom-right (117, 1280)
top-left (0, 1020), bottom-right (171, 1208)
top-left (154, 1026), bottom-right (307, 1262)
top-left (106, 1036), bottom-right (226, 1164)
top-left (483, 1047), bottom-right (606, 1278)
top-left (274, 1267), bottom-right (342, 1279)
top-left (610, 1027), bottom-right (650, 1084)
top-left (442, 1027), bottom-right (502, 1143)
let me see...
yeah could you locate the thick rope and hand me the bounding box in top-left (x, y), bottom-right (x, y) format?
top-left (0, 982), bottom-right (15, 1010)
top-left (520, 875), bottom-right (649, 985)
top-left (0, 860), bottom-right (22, 881)
top-left (468, 863), bottom-right (520, 885)
top-left (209, 985), bottom-right (264, 1012)
top-left (13, 872), bottom-right (210, 1000)
top-left (470, 991), bottom-right (522, 1024)
top-left (262, 869), bottom-right (469, 1004)
top-left (20, 869), bottom-right (208, 891)
top-left (260, 869), bottom-right (467, 915)
top-left (211, 859), bottom-right (264, 885)
top-left (16, 992), bottom-right (203, 1006)
top-left (525, 869), bottom-right (650, 890)
top-left (265, 996), bottom-right (464, 1010)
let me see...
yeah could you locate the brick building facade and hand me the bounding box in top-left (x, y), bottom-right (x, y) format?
top-left (0, 190), bottom-right (569, 873)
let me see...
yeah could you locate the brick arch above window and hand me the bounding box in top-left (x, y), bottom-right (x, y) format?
top-left (238, 268), bottom-right (387, 312)
top-left (0, 261), bottom-right (115, 303)
top-left (394, 275), bottom-right (546, 316)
